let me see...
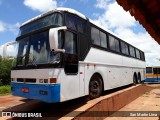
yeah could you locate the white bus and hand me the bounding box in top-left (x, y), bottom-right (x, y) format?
top-left (10, 8), bottom-right (146, 103)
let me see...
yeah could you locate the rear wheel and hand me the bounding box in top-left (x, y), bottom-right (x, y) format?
top-left (133, 74), bottom-right (137, 85)
top-left (89, 75), bottom-right (103, 99)
top-left (138, 73), bottom-right (141, 84)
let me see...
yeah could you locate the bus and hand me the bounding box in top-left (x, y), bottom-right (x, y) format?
top-left (9, 8), bottom-right (146, 103)
top-left (145, 66), bottom-right (160, 82)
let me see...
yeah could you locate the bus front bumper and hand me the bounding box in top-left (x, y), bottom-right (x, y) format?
top-left (11, 82), bottom-right (60, 103)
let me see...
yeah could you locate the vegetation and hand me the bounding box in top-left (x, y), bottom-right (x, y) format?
top-left (155, 86), bottom-right (160, 89)
top-left (0, 56), bottom-right (14, 86)
top-left (0, 85), bottom-right (11, 95)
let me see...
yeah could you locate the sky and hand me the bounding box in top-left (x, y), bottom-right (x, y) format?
top-left (0, 0), bottom-right (160, 66)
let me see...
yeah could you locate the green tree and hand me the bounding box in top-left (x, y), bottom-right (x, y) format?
top-left (0, 56), bottom-right (13, 85)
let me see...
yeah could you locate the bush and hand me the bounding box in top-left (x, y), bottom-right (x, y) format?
top-left (0, 56), bottom-right (13, 85)
top-left (0, 85), bottom-right (11, 95)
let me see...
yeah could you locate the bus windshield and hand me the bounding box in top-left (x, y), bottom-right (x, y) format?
top-left (16, 31), bottom-right (60, 66)
top-left (18, 13), bottom-right (63, 36)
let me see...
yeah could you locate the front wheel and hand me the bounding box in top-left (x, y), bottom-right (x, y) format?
top-left (89, 75), bottom-right (103, 99)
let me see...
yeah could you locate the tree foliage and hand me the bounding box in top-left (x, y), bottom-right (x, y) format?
top-left (0, 56), bottom-right (13, 85)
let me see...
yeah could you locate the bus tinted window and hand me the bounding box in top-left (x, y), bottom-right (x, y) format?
top-left (109, 36), bottom-right (120, 52)
top-left (91, 27), bottom-right (100, 46)
top-left (64, 31), bottom-right (77, 54)
top-left (140, 51), bottom-right (145, 61)
top-left (153, 68), bottom-right (160, 74)
top-left (136, 49), bottom-right (140, 59)
top-left (146, 67), bottom-right (152, 73)
top-left (115, 38), bottom-right (120, 52)
top-left (19, 13), bottom-right (62, 36)
top-left (100, 31), bottom-right (107, 48)
top-left (66, 14), bottom-right (87, 33)
top-left (129, 46), bottom-right (135, 57)
top-left (109, 35), bottom-right (115, 50)
top-left (121, 42), bottom-right (129, 55)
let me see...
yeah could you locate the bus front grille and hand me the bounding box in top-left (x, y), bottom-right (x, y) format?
top-left (16, 78), bottom-right (36, 83)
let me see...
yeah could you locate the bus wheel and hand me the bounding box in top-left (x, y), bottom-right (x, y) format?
top-left (138, 73), bottom-right (141, 84)
top-left (133, 74), bottom-right (137, 85)
top-left (89, 75), bottom-right (102, 99)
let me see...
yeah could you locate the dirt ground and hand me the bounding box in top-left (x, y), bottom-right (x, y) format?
top-left (0, 83), bottom-right (159, 120)
top-left (105, 83), bottom-right (160, 120)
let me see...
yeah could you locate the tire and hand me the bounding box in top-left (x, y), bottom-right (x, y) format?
top-left (138, 73), bottom-right (141, 84)
top-left (133, 74), bottom-right (137, 85)
top-left (89, 75), bottom-right (103, 99)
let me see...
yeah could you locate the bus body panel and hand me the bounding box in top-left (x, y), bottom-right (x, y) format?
top-left (145, 67), bottom-right (160, 82)
top-left (11, 82), bottom-right (60, 103)
top-left (83, 48), bottom-right (146, 94)
top-left (11, 69), bottom-right (82, 102)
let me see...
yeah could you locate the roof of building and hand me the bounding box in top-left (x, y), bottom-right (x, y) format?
top-left (116, 0), bottom-right (160, 44)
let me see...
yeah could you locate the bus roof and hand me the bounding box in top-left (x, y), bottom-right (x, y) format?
top-left (21, 7), bottom-right (143, 52)
top-left (21, 7), bottom-right (87, 27)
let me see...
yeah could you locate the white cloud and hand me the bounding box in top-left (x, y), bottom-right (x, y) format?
top-left (94, 1), bottom-right (136, 29)
top-left (8, 23), bottom-right (20, 35)
top-left (0, 45), bottom-right (3, 56)
top-left (95, 0), bottom-right (111, 9)
top-left (0, 44), bottom-right (17, 57)
top-left (59, 0), bottom-right (67, 7)
top-left (24, 0), bottom-right (57, 12)
top-left (0, 21), bottom-right (20, 35)
top-left (0, 21), bottom-right (6, 32)
top-left (94, 0), bottom-right (160, 66)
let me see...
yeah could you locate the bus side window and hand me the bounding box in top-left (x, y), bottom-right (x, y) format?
top-left (140, 51), bottom-right (145, 61)
top-left (109, 35), bottom-right (115, 51)
top-left (64, 31), bottom-right (77, 54)
top-left (129, 46), bottom-right (136, 57)
top-left (153, 68), bottom-right (157, 74)
top-left (91, 27), bottom-right (100, 46)
top-left (157, 68), bottom-right (160, 74)
top-left (66, 13), bottom-right (87, 34)
top-left (135, 49), bottom-right (140, 59)
top-left (100, 31), bottom-right (107, 48)
top-left (121, 41), bottom-right (129, 55)
top-left (115, 38), bottom-right (120, 52)
top-left (146, 67), bottom-right (152, 73)
top-left (109, 36), bottom-right (120, 52)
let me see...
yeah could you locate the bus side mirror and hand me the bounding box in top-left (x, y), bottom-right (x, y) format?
top-left (49, 26), bottom-right (67, 53)
top-left (3, 41), bottom-right (17, 59)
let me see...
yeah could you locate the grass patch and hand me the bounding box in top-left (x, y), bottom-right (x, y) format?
top-left (144, 92), bottom-right (149, 95)
top-left (155, 86), bottom-right (160, 89)
top-left (0, 85), bottom-right (11, 96)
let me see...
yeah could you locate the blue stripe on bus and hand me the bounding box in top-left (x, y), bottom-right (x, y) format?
top-left (144, 78), bottom-right (160, 82)
top-left (11, 82), bottom-right (60, 103)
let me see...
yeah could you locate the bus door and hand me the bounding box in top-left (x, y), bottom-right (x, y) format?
top-left (63, 31), bottom-right (78, 75)
top-left (63, 31), bottom-right (80, 98)
top-left (153, 68), bottom-right (160, 82)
